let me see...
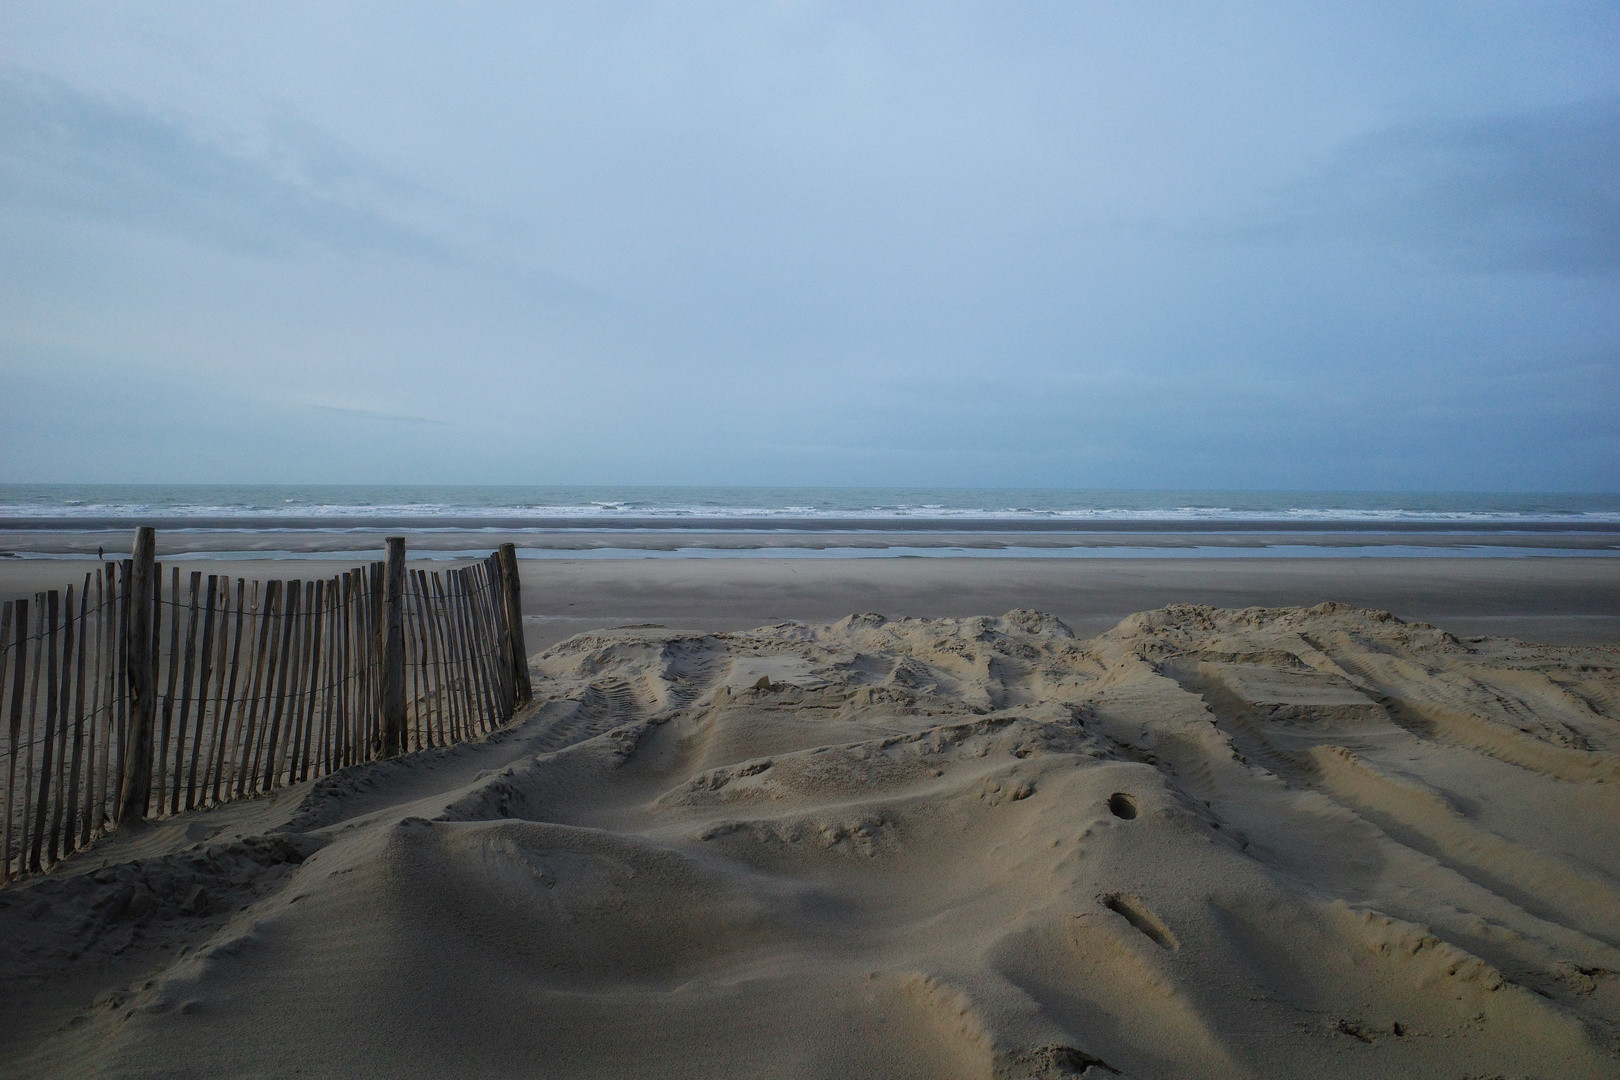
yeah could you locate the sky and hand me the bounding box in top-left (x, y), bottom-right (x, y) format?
top-left (0, 2), bottom-right (1617, 491)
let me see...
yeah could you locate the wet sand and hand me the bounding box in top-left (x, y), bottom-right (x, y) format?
top-left (3, 553), bottom-right (1618, 647)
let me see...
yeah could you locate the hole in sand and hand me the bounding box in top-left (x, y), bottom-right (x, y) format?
top-left (1108, 793), bottom-right (1137, 820)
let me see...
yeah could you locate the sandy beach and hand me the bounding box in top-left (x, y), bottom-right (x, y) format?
top-left (5, 550), bottom-right (1619, 647)
top-left (0, 547), bottom-right (1617, 1077)
top-left (1, 594), bottom-right (1617, 1077)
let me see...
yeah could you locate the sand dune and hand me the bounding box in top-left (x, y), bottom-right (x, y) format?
top-left (3, 604), bottom-right (1619, 1078)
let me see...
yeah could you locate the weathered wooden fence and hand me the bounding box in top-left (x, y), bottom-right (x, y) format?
top-left (0, 531), bottom-right (532, 883)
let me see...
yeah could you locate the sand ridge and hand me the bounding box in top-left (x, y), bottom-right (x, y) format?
top-left (2, 603), bottom-right (1619, 1078)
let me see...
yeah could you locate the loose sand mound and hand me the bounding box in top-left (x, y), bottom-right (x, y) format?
top-left (3, 604), bottom-right (1620, 1078)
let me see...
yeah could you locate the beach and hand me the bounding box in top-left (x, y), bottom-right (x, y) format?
top-left (3, 505), bottom-right (1620, 1077)
top-left (4, 548), bottom-right (1619, 648)
top-left (2, 594), bottom-right (1618, 1077)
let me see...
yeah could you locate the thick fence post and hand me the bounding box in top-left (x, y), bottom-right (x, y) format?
top-left (380, 537), bottom-right (407, 758)
top-left (118, 527), bottom-right (156, 823)
top-left (497, 544), bottom-right (532, 705)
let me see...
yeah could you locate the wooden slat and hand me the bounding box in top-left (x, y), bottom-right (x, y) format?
top-left (311, 581), bottom-right (328, 779)
top-left (303, 578), bottom-right (321, 775)
top-left (483, 560), bottom-right (512, 720)
top-left (62, 580), bottom-right (90, 857)
top-left (0, 603), bottom-right (10, 817)
top-left (367, 564), bottom-right (382, 756)
top-left (90, 566), bottom-right (114, 839)
top-left (485, 556), bottom-right (514, 716)
top-left (346, 570), bottom-right (361, 764)
top-left (286, 582), bottom-right (310, 782)
top-left (330, 575), bottom-right (346, 771)
top-left (46, 586), bottom-right (76, 861)
top-left (469, 563), bottom-right (496, 722)
top-left (439, 571), bottom-right (468, 736)
top-left (406, 570), bottom-right (427, 750)
top-left (473, 560), bottom-right (501, 718)
top-left (102, 564), bottom-right (119, 832)
top-left (366, 566), bottom-right (377, 747)
top-left (469, 563), bottom-right (499, 723)
top-left (324, 577), bottom-right (338, 775)
top-left (234, 580), bottom-right (276, 797)
top-left (285, 581), bottom-right (308, 785)
top-left (427, 572), bottom-right (457, 743)
top-left (246, 577), bottom-right (278, 793)
top-left (211, 579), bottom-right (247, 805)
top-left (249, 580), bottom-right (290, 793)
top-left (316, 579), bottom-right (338, 777)
top-left (398, 571), bottom-right (415, 751)
top-left (455, 569), bottom-right (491, 733)
top-left (1, 598), bottom-right (22, 883)
top-left (404, 570), bottom-right (419, 751)
top-left (491, 557), bottom-right (516, 716)
top-left (46, 586), bottom-right (74, 861)
top-left (82, 571), bottom-right (104, 845)
top-left (350, 569), bottom-right (362, 764)
top-left (30, 590), bottom-right (61, 871)
top-left (380, 541), bottom-right (405, 759)
top-left (185, 576), bottom-right (219, 812)
top-left (448, 569), bottom-right (476, 734)
top-left (277, 584), bottom-right (301, 785)
top-left (290, 581), bottom-right (314, 782)
top-left (465, 567), bottom-right (498, 730)
top-left (272, 582), bottom-right (303, 787)
top-left (431, 570), bottom-right (452, 746)
top-left (113, 562), bottom-right (130, 812)
top-left (261, 581), bottom-right (300, 790)
top-left (18, 595), bottom-right (43, 871)
top-left (351, 570), bottom-right (366, 762)
top-left (353, 569), bottom-right (367, 759)
top-left (155, 567), bottom-right (180, 817)
top-left (365, 563), bottom-right (381, 755)
top-left (498, 544), bottom-right (532, 705)
top-left (170, 572), bottom-right (202, 814)
top-left (349, 569), bottom-right (363, 766)
top-left (0, 602), bottom-right (12, 878)
top-left (292, 581), bottom-right (317, 781)
top-left (410, 570), bottom-right (436, 749)
top-left (332, 574), bottom-right (347, 769)
top-left (441, 570), bottom-right (472, 740)
top-left (419, 570), bottom-right (444, 748)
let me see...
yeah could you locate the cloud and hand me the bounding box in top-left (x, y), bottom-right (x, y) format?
top-left (1253, 97), bottom-right (1620, 276)
top-left (0, 65), bottom-right (441, 257)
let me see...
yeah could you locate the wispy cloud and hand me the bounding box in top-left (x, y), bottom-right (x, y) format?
top-left (0, 65), bottom-right (443, 257)
top-left (1246, 97), bottom-right (1620, 276)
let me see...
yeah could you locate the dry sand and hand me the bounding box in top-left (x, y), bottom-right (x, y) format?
top-left (3, 594), bottom-right (1619, 1078)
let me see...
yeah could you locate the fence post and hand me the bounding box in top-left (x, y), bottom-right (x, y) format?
top-left (380, 537), bottom-right (407, 757)
top-left (497, 544), bottom-right (532, 705)
top-left (118, 527), bottom-right (156, 823)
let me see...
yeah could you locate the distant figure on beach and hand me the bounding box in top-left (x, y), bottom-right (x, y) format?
top-left (97, 546), bottom-right (103, 559)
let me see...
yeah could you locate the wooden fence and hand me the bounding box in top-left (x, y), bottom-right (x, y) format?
top-left (0, 531), bottom-right (532, 883)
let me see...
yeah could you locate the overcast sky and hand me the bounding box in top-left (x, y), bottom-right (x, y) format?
top-left (1, 2), bottom-right (1616, 490)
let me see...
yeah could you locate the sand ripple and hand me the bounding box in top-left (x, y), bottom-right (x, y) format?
top-left (3, 604), bottom-right (1619, 1078)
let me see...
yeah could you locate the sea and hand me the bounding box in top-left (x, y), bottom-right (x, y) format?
top-left (1, 485), bottom-right (1617, 560)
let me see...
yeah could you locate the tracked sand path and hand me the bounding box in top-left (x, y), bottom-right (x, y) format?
top-left (2, 604), bottom-right (1619, 1078)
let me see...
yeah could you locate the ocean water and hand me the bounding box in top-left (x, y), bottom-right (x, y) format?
top-left (2, 485), bottom-right (1617, 526)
